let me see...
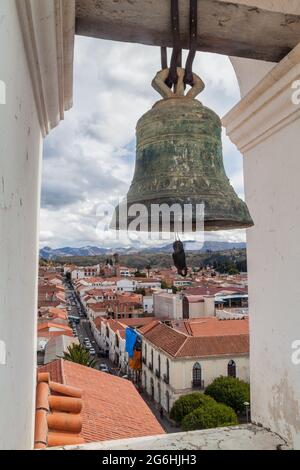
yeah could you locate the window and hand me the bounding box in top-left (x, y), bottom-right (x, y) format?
top-left (106, 326), bottom-right (109, 338)
top-left (192, 362), bottom-right (202, 385)
top-left (166, 358), bottom-right (169, 380)
top-left (158, 354), bottom-right (161, 374)
top-left (165, 390), bottom-right (170, 414)
top-left (228, 360), bottom-right (236, 378)
top-left (144, 371), bottom-right (147, 391)
top-left (115, 335), bottom-right (119, 348)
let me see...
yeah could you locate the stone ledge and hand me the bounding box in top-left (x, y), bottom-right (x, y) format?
top-left (54, 425), bottom-right (291, 450)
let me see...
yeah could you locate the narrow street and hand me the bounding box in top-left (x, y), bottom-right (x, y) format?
top-left (139, 391), bottom-right (179, 434)
top-left (64, 279), bottom-right (115, 372)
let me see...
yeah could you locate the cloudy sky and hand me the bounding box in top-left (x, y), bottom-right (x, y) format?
top-left (40, 36), bottom-right (246, 249)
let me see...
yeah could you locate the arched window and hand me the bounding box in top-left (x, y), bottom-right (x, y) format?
top-left (228, 360), bottom-right (236, 377)
top-left (115, 334), bottom-right (119, 348)
top-left (192, 362), bottom-right (202, 386)
top-left (106, 326), bottom-right (109, 338)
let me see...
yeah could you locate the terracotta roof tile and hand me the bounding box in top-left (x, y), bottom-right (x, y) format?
top-left (38, 359), bottom-right (164, 445)
top-left (34, 370), bottom-right (84, 449)
top-left (143, 320), bottom-right (249, 358)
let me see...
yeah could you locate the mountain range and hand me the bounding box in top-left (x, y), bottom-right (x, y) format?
top-left (40, 241), bottom-right (246, 260)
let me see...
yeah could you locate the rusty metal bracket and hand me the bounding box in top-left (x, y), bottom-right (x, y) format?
top-left (165, 0), bottom-right (181, 88)
top-left (184, 0), bottom-right (198, 87)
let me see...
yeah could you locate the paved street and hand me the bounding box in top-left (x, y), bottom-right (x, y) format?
top-left (64, 279), bottom-right (115, 372)
top-left (64, 278), bottom-right (180, 433)
top-left (139, 391), bottom-right (179, 434)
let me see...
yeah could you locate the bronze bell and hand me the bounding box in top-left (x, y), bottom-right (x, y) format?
top-left (112, 68), bottom-right (253, 232)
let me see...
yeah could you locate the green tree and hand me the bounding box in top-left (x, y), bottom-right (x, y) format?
top-left (161, 280), bottom-right (169, 289)
top-left (135, 287), bottom-right (146, 296)
top-left (62, 343), bottom-right (97, 368)
top-left (170, 393), bottom-right (215, 424)
top-left (205, 376), bottom-right (250, 413)
top-left (182, 400), bottom-right (238, 431)
top-left (134, 270), bottom-right (146, 278)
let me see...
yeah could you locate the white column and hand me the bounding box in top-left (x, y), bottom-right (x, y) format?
top-left (223, 43), bottom-right (300, 449)
top-left (0, 0), bottom-right (74, 449)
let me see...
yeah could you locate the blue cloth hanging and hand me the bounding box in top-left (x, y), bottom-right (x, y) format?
top-left (125, 327), bottom-right (138, 358)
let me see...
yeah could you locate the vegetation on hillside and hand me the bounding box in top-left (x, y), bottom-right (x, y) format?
top-left (40, 248), bottom-right (247, 273)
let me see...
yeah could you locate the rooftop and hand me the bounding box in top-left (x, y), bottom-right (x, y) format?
top-left (38, 359), bottom-right (164, 446)
top-left (56, 424), bottom-right (289, 450)
top-left (143, 320), bottom-right (249, 358)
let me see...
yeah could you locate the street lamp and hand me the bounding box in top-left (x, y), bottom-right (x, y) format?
top-left (244, 401), bottom-right (250, 423)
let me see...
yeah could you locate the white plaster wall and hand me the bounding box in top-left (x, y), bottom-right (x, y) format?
top-left (243, 119), bottom-right (300, 448)
top-left (230, 57), bottom-right (275, 97)
top-left (143, 341), bottom-right (249, 411)
top-left (0, 0), bottom-right (42, 449)
top-left (153, 294), bottom-right (182, 319)
top-left (170, 355), bottom-right (249, 391)
top-left (226, 43), bottom-right (300, 448)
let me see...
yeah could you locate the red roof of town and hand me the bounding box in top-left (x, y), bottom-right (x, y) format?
top-left (38, 359), bottom-right (164, 446)
top-left (142, 319), bottom-right (249, 358)
top-left (183, 286), bottom-right (248, 296)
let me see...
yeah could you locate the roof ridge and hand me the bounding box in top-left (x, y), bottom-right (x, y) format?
top-left (60, 358), bottom-right (66, 385)
top-left (175, 336), bottom-right (189, 357)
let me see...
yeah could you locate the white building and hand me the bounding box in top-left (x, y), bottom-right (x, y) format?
top-left (153, 292), bottom-right (183, 319)
top-left (71, 265), bottom-right (100, 280)
top-left (182, 294), bottom-right (215, 319)
top-left (137, 279), bottom-right (162, 290)
top-left (117, 279), bottom-right (138, 292)
top-left (173, 279), bottom-right (192, 288)
top-left (141, 319), bottom-right (249, 413)
top-left (143, 296), bottom-right (154, 314)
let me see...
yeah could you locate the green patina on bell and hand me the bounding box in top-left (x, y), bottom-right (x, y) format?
top-left (112, 68), bottom-right (253, 232)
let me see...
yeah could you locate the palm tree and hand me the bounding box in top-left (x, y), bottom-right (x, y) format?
top-left (62, 343), bottom-right (97, 368)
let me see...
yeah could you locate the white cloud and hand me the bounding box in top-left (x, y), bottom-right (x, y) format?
top-left (40, 37), bottom-right (247, 248)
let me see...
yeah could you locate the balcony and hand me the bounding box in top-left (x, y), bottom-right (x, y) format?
top-left (155, 369), bottom-right (160, 379)
top-left (163, 374), bottom-right (169, 385)
top-left (192, 379), bottom-right (205, 390)
top-left (148, 362), bottom-right (153, 371)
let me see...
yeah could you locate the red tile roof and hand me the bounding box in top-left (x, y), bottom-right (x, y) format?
top-left (143, 320), bottom-right (249, 358)
top-left (39, 360), bottom-right (164, 444)
top-left (34, 371), bottom-right (84, 449)
top-left (174, 318), bottom-right (249, 337)
top-left (183, 286), bottom-right (248, 296)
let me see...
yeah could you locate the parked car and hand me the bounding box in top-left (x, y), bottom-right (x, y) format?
top-left (89, 348), bottom-right (96, 355)
top-left (99, 363), bottom-right (109, 373)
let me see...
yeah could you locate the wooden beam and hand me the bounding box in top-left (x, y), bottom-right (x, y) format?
top-left (75, 0), bottom-right (300, 63)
